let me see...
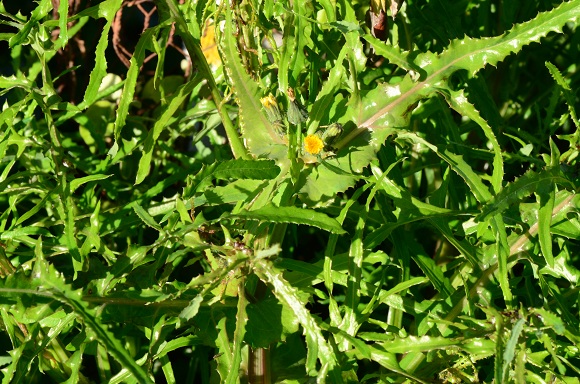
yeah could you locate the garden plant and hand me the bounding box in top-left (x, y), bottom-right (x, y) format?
top-left (1, 0), bottom-right (580, 382)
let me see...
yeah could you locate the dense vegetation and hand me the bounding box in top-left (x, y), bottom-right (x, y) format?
top-left (1, 0), bottom-right (580, 382)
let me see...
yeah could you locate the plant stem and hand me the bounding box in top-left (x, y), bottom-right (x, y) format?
top-left (159, 0), bottom-right (249, 160)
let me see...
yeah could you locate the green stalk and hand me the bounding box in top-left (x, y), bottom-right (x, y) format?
top-left (159, 0), bottom-right (249, 160)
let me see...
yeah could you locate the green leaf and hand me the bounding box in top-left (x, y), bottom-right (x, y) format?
top-left (135, 74), bottom-right (202, 184)
top-left (110, 27), bottom-right (158, 157)
top-left (73, 0), bottom-right (124, 19)
top-left (214, 316), bottom-right (233, 382)
top-left (306, 45), bottom-right (348, 134)
top-left (279, 0), bottom-right (313, 94)
top-left (412, 252), bottom-right (454, 299)
top-left (0, 245), bottom-right (154, 383)
top-left (478, 167), bottom-right (571, 221)
top-left (220, 8), bottom-right (286, 159)
top-left (533, 308), bottom-right (565, 335)
top-left (246, 296), bottom-right (300, 348)
top-left (502, 317), bottom-right (525, 381)
top-left (226, 281), bottom-right (247, 384)
top-left (252, 254), bottom-right (344, 382)
top-left (194, 179), bottom-right (268, 207)
top-left (132, 203), bottom-right (162, 231)
top-left (540, 252), bottom-right (580, 286)
top-left (364, 344), bottom-right (425, 382)
top-left (210, 159), bottom-right (281, 180)
top-left (379, 335), bottom-right (494, 355)
top-left (363, 34), bottom-right (420, 73)
top-left (339, 199), bottom-right (366, 349)
top-left (491, 214), bottom-right (513, 305)
top-left (70, 174), bottom-right (112, 193)
top-left (178, 294), bottom-right (203, 322)
top-left (1, 226), bottom-right (52, 240)
top-left (309, 1), bottom-right (580, 202)
top-left (232, 204), bottom-right (346, 234)
top-left (537, 179), bottom-right (556, 267)
top-left (443, 88), bottom-right (503, 194)
top-left (9, 0), bottom-right (53, 48)
top-left (56, 0), bottom-right (69, 45)
top-left (82, 0), bottom-right (122, 105)
top-left (0, 75), bottom-right (34, 93)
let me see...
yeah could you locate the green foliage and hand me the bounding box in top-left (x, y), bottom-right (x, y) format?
top-left (1, 0), bottom-right (580, 382)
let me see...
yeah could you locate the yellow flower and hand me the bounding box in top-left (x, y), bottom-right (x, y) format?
top-left (260, 94), bottom-right (277, 109)
top-left (304, 134), bottom-right (324, 155)
top-left (201, 21), bottom-right (220, 66)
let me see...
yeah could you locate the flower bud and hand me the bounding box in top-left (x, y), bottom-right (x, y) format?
top-left (321, 123), bottom-right (343, 148)
top-left (260, 94), bottom-right (282, 123)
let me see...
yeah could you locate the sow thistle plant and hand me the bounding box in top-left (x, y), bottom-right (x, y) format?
top-left (1, 0), bottom-right (580, 383)
top-left (262, 90), bottom-right (343, 159)
top-left (304, 123), bottom-right (344, 160)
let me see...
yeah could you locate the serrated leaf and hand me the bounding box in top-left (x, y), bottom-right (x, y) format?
top-left (252, 255), bottom-right (343, 382)
top-left (232, 204), bottom-right (346, 234)
top-left (379, 335), bottom-right (495, 355)
top-left (0, 249), bottom-right (153, 384)
top-left (539, 252), bottom-right (580, 286)
top-left (394, 131), bottom-right (493, 203)
top-left (8, 0), bottom-right (52, 48)
top-left (194, 179), bottom-right (268, 207)
top-left (214, 316), bottom-right (232, 382)
top-left (433, 2), bottom-right (580, 78)
top-left (339, 207), bottom-right (365, 350)
top-left (220, 9), bottom-right (287, 160)
top-left (545, 61), bottom-right (571, 91)
top-left (226, 282), bottom-right (247, 384)
top-left (191, 159), bottom-right (280, 193)
top-left (311, 2), bottom-right (580, 203)
top-left (412, 253), bottom-right (454, 298)
top-left (364, 34), bottom-right (419, 73)
top-left (82, 0), bottom-right (122, 105)
top-left (306, 44), bottom-right (348, 134)
top-left (1, 226), bottom-right (52, 240)
top-left (444, 88), bottom-right (503, 194)
top-left (210, 159), bottom-right (280, 180)
top-left (56, 0), bottom-right (68, 45)
top-left (135, 75), bottom-right (202, 184)
top-left (0, 75), bottom-right (34, 93)
top-left (478, 168), bottom-right (572, 221)
top-left (110, 27), bottom-right (158, 157)
top-left (537, 180), bottom-right (556, 267)
top-left (533, 308), bottom-right (565, 335)
top-left (132, 203), bottom-right (162, 231)
top-left (178, 294), bottom-right (203, 322)
top-left (502, 318), bottom-right (525, 381)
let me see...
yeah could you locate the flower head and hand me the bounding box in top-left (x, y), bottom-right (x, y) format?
top-left (304, 134), bottom-right (324, 155)
top-left (260, 94), bottom-right (282, 123)
top-left (260, 94), bottom-right (278, 109)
